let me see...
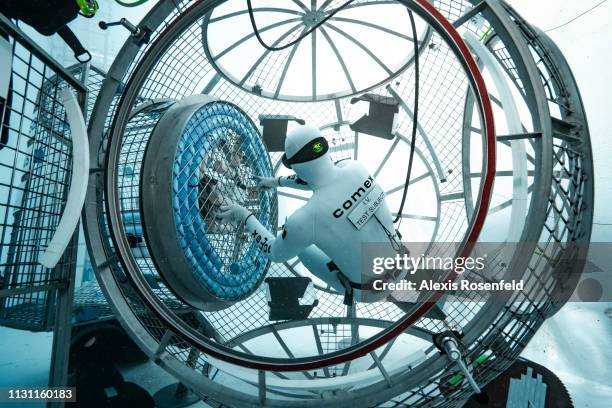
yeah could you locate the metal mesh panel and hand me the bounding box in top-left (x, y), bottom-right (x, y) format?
top-left (0, 22), bottom-right (86, 331)
top-left (94, 0), bottom-right (477, 365)
top-left (117, 100), bottom-right (196, 308)
top-left (83, 0), bottom-right (594, 406)
top-left (171, 101), bottom-right (276, 300)
top-left (80, 6), bottom-right (498, 404)
top-left (203, 0), bottom-right (425, 101)
top-left (376, 3), bottom-right (594, 406)
top-left (89, 0), bottom-right (493, 391)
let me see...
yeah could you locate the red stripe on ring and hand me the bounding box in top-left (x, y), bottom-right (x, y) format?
top-left (104, 0), bottom-right (496, 371)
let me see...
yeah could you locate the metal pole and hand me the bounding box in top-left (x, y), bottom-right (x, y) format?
top-left (47, 65), bottom-right (89, 408)
top-left (47, 227), bottom-right (79, 408)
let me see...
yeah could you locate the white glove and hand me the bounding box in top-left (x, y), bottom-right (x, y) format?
top-left (216, 202), bottom-right (251, 225)
top-left (254, 175), bottom-right (279, 190)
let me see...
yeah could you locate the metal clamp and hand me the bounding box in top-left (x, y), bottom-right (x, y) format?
top-left (99, 19), bottom-right (151, 45)
top-left (439, 334), bottom-right (482, 395)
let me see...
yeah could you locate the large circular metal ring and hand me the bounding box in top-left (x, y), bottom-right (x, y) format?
top-left (102, 0), bottom-right (495, 371)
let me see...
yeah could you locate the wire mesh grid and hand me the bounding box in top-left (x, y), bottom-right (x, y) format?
top-left (203, 0), bottom-right (422, 101)
top-left (72, 279), bottom-right (114, 323)
top-left (81, 7), bottom-right (492, 402)
top-left (0, 26), bottom-right (86, 330)
top-left (378, 4), bottom-right (594, 407)
top-left (202, 0), bottom-right (488, 340)
top-left (395, 33), bottom-right (467, 190)
top-left (117, 101), bottom-right (202, 308)
top-left (83, 0), bottom-right (594, 405)
top-left (317, 1), bottom-right (590, 405)
top-left (62, 65), bottom-right (108, 123)
top-left (171, 101), bottom-right (276, 298)
top-left (75, 2), bottom-right (204, 349)
top-left (93, 0), bottom-right (491, 373)
top-left (83, 67), bottom-right (107, 122)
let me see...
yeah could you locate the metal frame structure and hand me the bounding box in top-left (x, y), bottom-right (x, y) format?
top-left (92, 0), bottom-right (497, 370)
top-left (140, 95), bottom-right (277, 310)
top-left (0, 14), bottom-right (87, 403)
top-left (82, 0), bottom-right (593, 406)
top-left (201, 0), bottom-right (434, 102)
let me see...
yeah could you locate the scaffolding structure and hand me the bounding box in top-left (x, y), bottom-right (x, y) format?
top-left (0, 0), bottom-right (594, 407)
top-left (0, 14), bottom-right (88, 398)
top-left (82, 0), bottom-right (593, 406)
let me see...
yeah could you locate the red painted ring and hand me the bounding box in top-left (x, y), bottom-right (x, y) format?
top-left (104, 0), bottom-right (496, 371)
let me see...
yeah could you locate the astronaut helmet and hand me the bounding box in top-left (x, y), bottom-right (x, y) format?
top-left (282, 125), bottom-right (334, 186)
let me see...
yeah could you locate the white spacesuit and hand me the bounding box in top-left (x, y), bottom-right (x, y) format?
top-left (218, 125), bottom-right (400, 304)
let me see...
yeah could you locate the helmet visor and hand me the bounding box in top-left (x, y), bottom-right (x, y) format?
top-left (282, 137), bottom-right (329, 168)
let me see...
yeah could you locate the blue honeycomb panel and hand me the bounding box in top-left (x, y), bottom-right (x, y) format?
top-left (171, 101), bottom-right (274, 300)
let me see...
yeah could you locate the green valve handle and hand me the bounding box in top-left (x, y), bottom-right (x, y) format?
top-left (448, 352), bottom-right (491, 386)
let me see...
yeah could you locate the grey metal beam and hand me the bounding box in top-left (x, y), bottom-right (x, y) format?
top-left (342, 304), bottom-right (358, 377)
top-left (324, 22), bottom-right (393, 75)
top-left (208, 8), bottom-right (303, 24)
top-left (311, 325), bottom-right (331, 377)
top-left (392, 213), bottom-right (437, 222)
top-left (323, 1), bottom-right (398, 14)
top-left (202, 73), bottom-right (222, 94)
top-left (497, 132), bottom-right (542, 141)
top-left (370, 351), bottom-right (392, 387)
top-left (239, 23), bottom-right (304, 86)
top-left (367, 337), bottom-right (397, 371)
top-left (47, 228), bottom-right (79, 408)
top-left (155, 330), bottom-right (174, 357)
top-left (334, 100), bottom-right (343, 123)
top-left (452, 1), bottom-right (486, 28)
top-left (551, 117), bottom-right (580, 143)
top-left (470, 170), bottom-right (535, 178)
top-left (213, 18), bottom-right (303, 60)
top-left (329, 17), bottom-right (416, 41)
top-left (373, 137), bottom-right (400, 178)
top-left (489, 184), bottom-right (535, 214)
top-left (237, 344), bottom-right (289, 380)
top-left (258, 370), bottom-right (266, 405)
top-left (311, 10), bottom-right (317, 99)
top-left (317, 0), bottom-right (333, 12)
top-left (319, 27), bottom-right (356, 92)
top-left (0, 282), bottom-right (67, 298)
top-left (384, 172), bottom-right (430, 195)
top-left (440, 192), bottom-right (465, 201)
top-left (270, 326), bottom-right (315, 380)
top-left (291, 0), bottom-right (310, 13)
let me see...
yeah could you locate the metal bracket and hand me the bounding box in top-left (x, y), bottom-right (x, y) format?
top-left (349, 93), bottom-right (399, 140)
top-left (258, 115), bottom-right (305, 152)
top-left (99, 19), bottom-right (151, 46)
top-left (435, 331), bottom-right (483, 395)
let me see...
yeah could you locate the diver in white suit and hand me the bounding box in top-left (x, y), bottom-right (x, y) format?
top-left (218, 125), bottom-right (403, 305)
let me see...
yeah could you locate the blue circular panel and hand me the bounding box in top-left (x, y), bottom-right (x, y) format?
top-left (172, 101), bottom-right (275, 301)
